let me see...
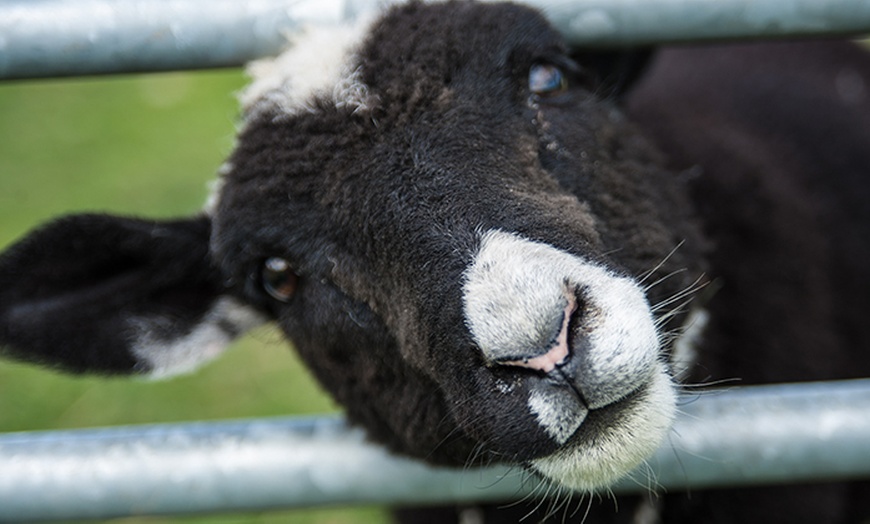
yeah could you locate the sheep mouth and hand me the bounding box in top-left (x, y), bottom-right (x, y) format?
top-left (528, 363), bottom-right (676, 492)
top-left (564, 383), bottom-right (646, 443)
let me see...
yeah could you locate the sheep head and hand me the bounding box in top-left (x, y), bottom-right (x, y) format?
top-left (0, 1), bottom-right (704, 492)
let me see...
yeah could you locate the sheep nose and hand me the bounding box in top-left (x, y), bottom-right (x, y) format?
top-left (463, 230), bottom-right (660, 411)
top-left (496, 291), bottom-right (576, 373)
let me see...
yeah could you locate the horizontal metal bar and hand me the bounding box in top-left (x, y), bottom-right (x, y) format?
top-left (2, 380), bottom-right (870, 521)
top-left (1, 0), bottom-right (869, 80)
top-left (624, 379), bottom-right (870, 491)
top-left (541, 0), bottom-right (870, 47)
top-left (0, 0), bottom-right (350, 80)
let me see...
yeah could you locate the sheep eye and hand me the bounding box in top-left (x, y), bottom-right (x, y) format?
top-left (261, 257), bottom-right (298, 302)
top-left (529, 63), bottom-right (568, 96)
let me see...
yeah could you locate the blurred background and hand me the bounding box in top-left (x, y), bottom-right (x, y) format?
top-left (0, 70), bottom-right (389, 524)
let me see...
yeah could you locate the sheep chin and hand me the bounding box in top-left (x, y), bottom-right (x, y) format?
top-left (529, 364), bottom-right (676, 493)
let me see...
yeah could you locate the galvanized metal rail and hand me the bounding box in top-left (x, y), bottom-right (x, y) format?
top-left (2, 380), bottom-right (870, 521)
top-left (1, 0), bottom-right (870, 79)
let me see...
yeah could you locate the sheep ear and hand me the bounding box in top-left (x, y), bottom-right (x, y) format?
top-left (0, 214), bottom-right (265, 377)
top-left (572, 48), bottom-right (653, 99)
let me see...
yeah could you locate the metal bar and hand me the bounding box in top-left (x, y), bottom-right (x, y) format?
top-left (540, 0), bottom-right (870, 47)
top-left (615, 379), bottom-right (870, 491)
top-left (2, 380), bottom-right (870, 522)
top-left (1, 0), bottom-right (870, 80)
top-left (0, 0), bottom-right (353, 80)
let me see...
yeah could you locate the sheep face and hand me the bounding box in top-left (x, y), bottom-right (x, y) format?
top-left (211, 2), bottom-right (704, 491)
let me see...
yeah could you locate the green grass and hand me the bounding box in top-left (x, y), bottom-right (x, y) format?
top-left (0, 71), bottom-right (390, 524)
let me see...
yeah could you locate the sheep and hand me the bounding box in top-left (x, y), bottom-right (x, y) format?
top-left (1, 0), bottom-right (870, 521)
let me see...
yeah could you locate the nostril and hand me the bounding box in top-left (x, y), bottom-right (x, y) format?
top-left (502, 343), bottom-right (568, 373)
top-left (499, 291), bottom-right (577, 373)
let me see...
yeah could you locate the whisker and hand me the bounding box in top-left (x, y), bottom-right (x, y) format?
top-left (520, 477), bottom-right (556, 521)
top-left (637, 240), bottom-right (686, 285)
top-left (565, 491), bottom-right (587, 521)
top-left (677, 377), bottom-right (742, 390)
top-left (643, 267), bottom-right (688, 293)
top-left (650, 274), bottom-right (707, 313)
top-left (579, 492), bottom-right (595, 524)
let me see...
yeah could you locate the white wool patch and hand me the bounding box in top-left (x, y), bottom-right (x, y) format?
top-left (130, 296), bottom-right (266, 379)
top-left (528, 387), bottom-right (588, 445)
top-left (203, 161), bottom-right (232, 216)
top-left (239, 18), bottom-right (378, 121)
top-left (671, 307), bottom-right (708, 380)
top-left (531, 367), bottom-right (676, 492)
top-left (463, 230), bottom-right (660, 409)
